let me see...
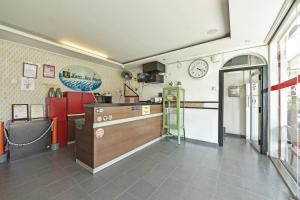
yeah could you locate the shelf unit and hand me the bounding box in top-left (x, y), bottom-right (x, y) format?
top-left (162, 86), bottom-right (185, 144)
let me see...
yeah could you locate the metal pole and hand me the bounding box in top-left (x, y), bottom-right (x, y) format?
top-left (51, 117), bottom-right (59, 151)
top-left (0, 122), bottom-right (7, 163)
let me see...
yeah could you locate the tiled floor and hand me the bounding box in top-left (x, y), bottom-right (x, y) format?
top-left (0, 137), bottom-right (292, 200)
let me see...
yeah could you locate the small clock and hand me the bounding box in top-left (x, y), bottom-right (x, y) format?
top-left (188, 59), bottom-right (209, 79)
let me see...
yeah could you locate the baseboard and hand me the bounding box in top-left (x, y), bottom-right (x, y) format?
top-left (185, 138), bottom-right (219, 147)
top-left (76, 136), bottom-right (164, 174)
top-left (225, 133), bottom-right (246, 139)
top-left (163, 136), bottom-right (218, 147)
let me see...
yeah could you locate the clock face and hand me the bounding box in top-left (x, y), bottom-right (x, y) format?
top-left (188, 59), bottom-right (209, 79)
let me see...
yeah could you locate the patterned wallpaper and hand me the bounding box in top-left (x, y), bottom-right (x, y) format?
top-left (0, 39), bottom-right (124, 122)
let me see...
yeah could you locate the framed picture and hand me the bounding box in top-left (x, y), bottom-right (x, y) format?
top-left (12, 104), bottom-right (29, 121)
top-left (23, 63), bottom-right (38, 79)
top-left (30, 104), bottom-right (44, 119)
top-left (43, 64), bottom-right (55, 78)
top-left (20, 77), bottom-right (35, 91)
top-left (228, 86), bottom-right (240, 97)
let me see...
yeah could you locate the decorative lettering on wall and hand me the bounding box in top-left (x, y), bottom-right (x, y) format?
top-left (59, 66), bottom-right (102, 91)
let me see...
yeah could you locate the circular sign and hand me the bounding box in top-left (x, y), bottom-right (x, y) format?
top-left (97, 116), bottom-right (102, 122)
top-left (95, 128), bottom-right (105, 139)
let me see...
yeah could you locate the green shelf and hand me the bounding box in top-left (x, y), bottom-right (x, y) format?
top-left (162, 86), bottom-right (185, 145)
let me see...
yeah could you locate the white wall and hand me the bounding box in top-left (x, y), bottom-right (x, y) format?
top-left (127, 45), bottom-right (268, 144)
top-left (185, 109), bottom-right (218, 143)
top-left (129, 55), bottom-right (220, 101)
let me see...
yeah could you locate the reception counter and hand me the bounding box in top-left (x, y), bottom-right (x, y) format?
top-left (75, 103), bottom-right (163, 173)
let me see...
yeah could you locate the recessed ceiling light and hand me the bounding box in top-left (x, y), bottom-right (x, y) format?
top-left (60, 40), bottom-right (108, 58)
top-left (207, 29), bottom-right (218, 35)
top-left (244, 39), bottom-right (251, 43)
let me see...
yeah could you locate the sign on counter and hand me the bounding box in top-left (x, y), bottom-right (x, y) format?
top-left (142, 105), bottom-right (151, 115)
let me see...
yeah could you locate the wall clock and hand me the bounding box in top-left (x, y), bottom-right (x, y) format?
top-left (188, 59), bottom-right (209, 79)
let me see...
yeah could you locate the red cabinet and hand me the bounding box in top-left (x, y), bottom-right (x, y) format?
top-left (82, 93), bottom-right (94, 106)
top-left (46, 97), bottom-right (67, 121)
top-left (64, 91), bottom-right (95, 114)
top-left (48, 92), bottom-right (94, 145)
top-left (64, 92), bottom-right (83, 114)
top-left (46, 97), bottom-right (68, 146)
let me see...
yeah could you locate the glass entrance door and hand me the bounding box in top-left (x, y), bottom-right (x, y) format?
top-left (250, 69), bottom-right (261, 151)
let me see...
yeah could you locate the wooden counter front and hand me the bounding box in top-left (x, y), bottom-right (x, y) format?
top-left (76, 104), bottom-right (162, 172)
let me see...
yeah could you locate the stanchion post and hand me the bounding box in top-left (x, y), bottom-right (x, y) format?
top-left (51, 117), bottom-right (59, 151)
top-left (0, 122), bottom-right (7, 163)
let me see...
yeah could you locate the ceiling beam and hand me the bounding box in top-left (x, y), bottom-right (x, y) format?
top-left (0, 24), bottom-right (124, 69)
top-left (264, 0), bottom-right (295, 43)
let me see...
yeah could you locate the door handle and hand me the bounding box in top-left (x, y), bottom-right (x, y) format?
top-left (247, 97), bottom-right (250, 107)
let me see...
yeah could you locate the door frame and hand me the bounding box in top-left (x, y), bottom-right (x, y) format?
top-left (218, 65), bottom-right (268, 154)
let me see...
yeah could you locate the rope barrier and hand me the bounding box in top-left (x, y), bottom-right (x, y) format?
top-left (4, 121), bottom-right (54, 147)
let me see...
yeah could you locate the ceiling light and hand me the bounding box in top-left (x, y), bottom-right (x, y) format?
top-left (207, 29), bottom-right (218, 35)
top-left (60, 40), bottom-right (108, 58)
top-left (244, 39), bottom-right (251, 43)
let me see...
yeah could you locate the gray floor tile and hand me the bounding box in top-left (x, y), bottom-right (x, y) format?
top-left (91, 181), bottom-right (124, 200)
top-left (0, 138), bottom-right (293, 200)
top-left (42, 176), bottom-right (76, 199)
top-left (72, 169), bottom-right (94, 183)
top-left (127, 159), bottom-right (158, 178)
top-left (243, 191), bottom-right (272, 200)
top-left (200, 156), bottom-right (222, 171)
top-left (63, 164), bottom-right (84, 176)
top-left (52, 185), bottom-right (92, 200)
top-left (79, 174), bottom-right (109, 193)
top-left (112, 173), bottom-right (139, 190)
top-left (1, 178), bottom-right (42, 200)
top-left (142, 163), bottom-right (174, 186)
top-left (115, 192), bottom-right (138, 200)
top-left (213, 183), bottom-right (244, 200)
top-left (127, 179), bottom-right (157, 199)
top-left (98, 165), bottom-right (127, 181)
top-left (188, 172), bottom-right (217, 193)
top-left (19, 187), bottom-right (52, 200)
top-left (218, 172), bottom-right (244, 189)
top-left (244, 179), bottom-right (275, 199)
top-left (196, 166), bottom-right (220, 180)
top-left (183, 186), bottom-right (214, 200)
top-left (150, 177), bottom-right (187, 200)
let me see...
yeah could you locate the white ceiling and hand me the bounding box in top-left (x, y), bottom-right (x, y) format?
top-left (124, 0), bottom-right (286, 68)
top-left (0, 0), bottom-right (285, 68)
top-left (0, 0), bottom-right (230, 63)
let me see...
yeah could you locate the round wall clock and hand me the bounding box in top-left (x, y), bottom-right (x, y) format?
top-left (188, 59), bottom-right (209, 79)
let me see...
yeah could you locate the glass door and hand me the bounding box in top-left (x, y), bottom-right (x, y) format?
top-left (250, 69), bottom-right (261, 152)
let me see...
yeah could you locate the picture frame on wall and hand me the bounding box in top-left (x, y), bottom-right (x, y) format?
top-left (12, 104), bottom-right (29, 121)
top-left (30, 104), bottom-right (44, 119)
top-left (23, 63), bottom-right (38, 79)
top-left (43, 64), bottom-right (55, 78)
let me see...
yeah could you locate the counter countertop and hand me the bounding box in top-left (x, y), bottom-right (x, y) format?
top-left (84, 102), bottom-right (162, 108)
